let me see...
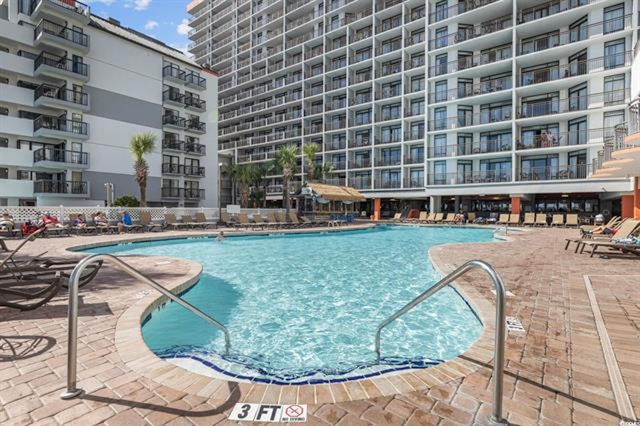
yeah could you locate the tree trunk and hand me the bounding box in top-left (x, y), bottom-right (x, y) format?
top-left (139, 182), bottom-right (147, 207)
top-left (283, 178), bottom-right (290, 214)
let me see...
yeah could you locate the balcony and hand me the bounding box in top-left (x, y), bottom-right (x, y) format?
top-left (351, 158), bottom-right (371, 168)
top-left (429, 77), bottom-right (512, 103)
top-left (376, 179), bottom-right (401, 189)
top-left (34, 19), bottom-right (89, 52)
top-left (162, 139), bottom-right (184, 152)
top-left (161, 163), bottom-right (182, 175)
top-left (184, 188), bottom-right (205, 200)
top-left (429, 0), bottom-right (497, 24)
top-left (28, 0), bottom-right (91, 24)
top-left (520, 0), bottom-right (591, 24)
top-left (519, 15), bottom-right (632, 56)
top-left (184, 95), bottom-right (206, 112)
top-left (183, 165), bottom-right (206, 177)
top-left (517, 164), bottom-right (592, 181)
top-left (518, 91), bottom-right (628, 119)
top-left (162, 89), bottom-right (185, 107)
top-left (517, 128), bottom-right (616, 150)
top-left (184, 142), bottom-right (206, 156)
top-left (430, 46), bottom-right (512, 77)
top-left (163, 64), bottom-right (186, 84)
top-left (429, 15), bottom-right (513, 50)
top-left (429, 109), bottom-right (512, 131)
top-left (34, 52), bottom-right (89, 82)
top-left (428, 171), bottom-right (511, 185)
top-left (34, 84), bottom-right (89, 111)
top-left (185, 72), bottom-right (207, 90)
top-left (161, 187), bottom-right (204, 199)
top-left (349, 177), bottom-right (371, 190)
top-left (34, 180), bottom-right (88, 196)
top-left (33, 116), bottom-right (89, 140)
top-left (376, 156), bottom-right (402, 167)
top-left (405, 176), bottom-right (425, 188)
top-left (430, 139), bottom-right (512, 158)
top-left (518, 52), bottom-right (632, 87)
top-left (33, 147), bottom-right (89, 169)
top-left (162, 114), bottom-right (186, 129)
top-left (404, 154), bottom-right (424, 165)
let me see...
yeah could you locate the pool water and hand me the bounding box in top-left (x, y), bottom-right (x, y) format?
top-left (85, 226), bottom-right (494, 384)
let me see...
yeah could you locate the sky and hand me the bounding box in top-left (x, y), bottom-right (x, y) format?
top-left (86, 0), bottom-right (193, 55)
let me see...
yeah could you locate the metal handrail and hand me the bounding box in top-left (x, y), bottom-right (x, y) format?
top-left (374, 260), bottom-right (506, 425)
top-left (61, 253), bottom-right (231, 400)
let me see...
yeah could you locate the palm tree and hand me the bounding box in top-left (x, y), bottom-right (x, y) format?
top-left (227, 163), bottom-right (256, 208)
top-left (130, 132), bottom-right (156, 207)
top-left (275, 144), bottom-right (298, 213)
top-left (302, 143), bottom-right (320, 184)
top-left (314, 163), bottom-right (334, 183)
top-left (250, 162), bottom-right (275, 207)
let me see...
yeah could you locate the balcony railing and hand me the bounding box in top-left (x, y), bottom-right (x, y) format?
top-left (430, 15), bottom-right (512, 50)
top-left (349, 177), bottom-right (371, 189)
top-left (34, 116), bottom-right (88, 135)
top-left (405, 176), bottom-right (425, 188)
top-left (376, 179), bottom-right (401, 189)
top-left (517, 164), bottom-right (592, 181)
top-left (185, 120), bottom-right (207, 132)
top-left (184, 95), bottom-right (206, 110)
top-left (26, 0), bottom-right (90, 17)
top-left (376, 156), bottom-right (402, 167)
top-left (516, 127), bottom-right (616, 150)
top-left (35, 19), bottom-right (89, 48)
top-left (519, 52), bottom-right (632, 86)
top-left (34, 85), bottom-right (88, 106)
top-left (429, 0), bottom-right (497, 24)
top-left (163, 89), bottom-right (185, 104)
top-left (519, 15), bottom-right (632, 55)
top-left (405, 155), bottom-right (425, 165)
top-left (185, 142), bottom-right (206, 155)
top-left (428, 171), bottom-right (511, 185)
top-left (34, 52), bottom-right (89, 77)
top-left (183, 166), bottom-right (206, 177)
top-left (163, 114), bottom-right (186, 128)
top-left (161, 187), bottom-right (205, 199)
top-left (435, 52), bottom-right (513, 79)
top-left (429, 110), bottom-right (512, 131)
top-left (163, 64), bottom-right (185, 81)
top-left (33, 147), bottom-right (88, 165)
top-left (162, 139), bottom-right (184, 151)
top-left (429, 77), bottom-right (512, 103)
top-left (34, 180), bottom-right (88, 194)
top-left (430, 140), bottom-right (512, 158)
top-left (519, 90), bottom-right (628, 118)
top-left (520, 0), bottom-right (591, 24)
top-left (351, 158), bottom-right (371, 168)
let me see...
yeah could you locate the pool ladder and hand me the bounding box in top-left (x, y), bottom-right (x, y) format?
top-left (375, 260), bottom-right (507, 426)
top-left (60, 253), bottom-right (231, 400)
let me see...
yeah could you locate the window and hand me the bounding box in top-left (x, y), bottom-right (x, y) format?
top-left (521, 31), bottom-right (559, 54)
top-left (604, 75), bottom-right (625, 105)
top-left (603, 4), bottom-right (625, 33)
top-left (409, 169), bottom-right (424, 187)
top-left (411, 76), bottom-right (425, 92)
top-left (521, 125), bottom-right (559, 149)
top-left (480, 159), bottom-right (511, 182)
top-left (381, 103), bottom-right (401, 121)
top-left (0, 138), bottom-right (8, 148)
top-left (522, 93), bottom-right (559, 117)
top-left (433, 161), bottom-right (446, 184)
top-left (604, 110), bottom-right (625, 139)
top-left (380, 169), bottom-right (401, 188)
top-left (355, 47), bottom-right (371, 62)
top-left (433, 134), bottom-right (447, 157)
top-left (410, 122), bottom-right (424, 139)
top-left (0, 106), bottom-right (8, 116)
top-left (381, 148), bottom-right (401, 166)
top-left (409, 145), bottom-right (424, 162)
top-left (480, 131), bottom-right (512, 152)
top-left (604, 39), bottom-right (626, 69)
top-left (355, 130), bottom-right (370, 146)
top-left (410, 53), bottom-right (425, 68)
top-left (410, 99), bottom-right (425, 116)
top-left (568, 50), bottom-right (588, 77)
top-left (568, 150), bottom-right (588, 178)
top-left (457, 161), bottom-right (473, 183)
top-left (434, 107), bottom-right (447, 130)
top-left (435, 27), bottom-right (448, 49)
top-left (17, 170), bottom-right (30, 180)
top-left (355, 109), bottom-right (371, 125)
top-left (480, 102), bottom-right (511, 123)
top-left (435, 54), bottom-right (447, 76)
top-left (457, 106), bottom-right (473, 127)
top-left (457, 78), bottom-right (472, 98)
top-left (568, 118), bottom-right (587, 146)
top-left (435, 81), bottom-right (448, 102)
top-left (381, 125), bottom-right (401, 143)
top-left (0, 168), bottom-right (7, 179)
top-left (520, 155), bottom-right (559, 180)
top-left (569, 16), bottom-right (588, 43)
top-left (568, 83), bottom-right (587, 111)
top-left (434, 0), bottom-right (447, 21)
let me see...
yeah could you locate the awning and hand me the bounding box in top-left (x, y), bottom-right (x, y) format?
top-left (298, 183), bottom-right (366, 202)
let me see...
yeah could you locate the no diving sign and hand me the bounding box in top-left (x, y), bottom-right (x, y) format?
top-left (229, 403), bottom-right (307, 423)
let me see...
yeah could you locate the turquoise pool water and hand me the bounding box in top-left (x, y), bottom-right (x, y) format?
top-left (85, 226), bottom-right (494, 384)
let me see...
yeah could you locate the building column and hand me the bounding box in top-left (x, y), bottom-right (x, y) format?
top-left (511, 196), bottom-right (521, 214)
top-left (373, 198), bottom-right (381, 221)
top-left (635, 177), bottom-right (640, 219)
top-left (621, 195), bottom-right (634, 218)
top-left (454, 196), bottom-right (460, 212)
top-left (430, 196), bottom-right (441, 213)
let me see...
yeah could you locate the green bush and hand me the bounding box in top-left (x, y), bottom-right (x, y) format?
top-left (113, 194), bottom-right (140, 207)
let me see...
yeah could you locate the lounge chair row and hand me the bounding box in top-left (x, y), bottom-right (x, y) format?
top-left (221, 212), bottom-right (337, 229)
top-left (391, 211), bottom-right (581, 227)
top-left (564, 219), bottom-right (640, 257)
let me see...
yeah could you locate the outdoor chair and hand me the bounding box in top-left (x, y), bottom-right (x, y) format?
top-left (497, 214), bottom-right (509, 225)
top-left (523, 213), bottom-right (536, 226)
top-left (164, 214), bottom-right (190, 230)
top-left (508, 214), bottom-right (520, 226)
top-left (551, 214), bottom-right (564, 227)
top-left (140, 211), bottom-right (162, 232)
top-left (565, 214), bottom-right (579, 227)
top-left (194, 212), bottom-right (216, 229)
top-left (535, 214), bottom-right (547, 227)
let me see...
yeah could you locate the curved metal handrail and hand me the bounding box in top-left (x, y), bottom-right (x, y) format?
top-left (61, 253), bottom-right (231, 400)
top-left (374, 260), bottom-right (507, 425)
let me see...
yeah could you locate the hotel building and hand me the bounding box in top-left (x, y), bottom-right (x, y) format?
top-left (189, 0), bottom-right (638, 218)
top-left (0, 0), bottom-right (218, 207)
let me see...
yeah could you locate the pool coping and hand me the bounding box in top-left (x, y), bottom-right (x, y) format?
top-left (91, 225), bottom-right (518, 404)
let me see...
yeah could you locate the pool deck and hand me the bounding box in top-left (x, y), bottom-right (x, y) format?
top-left (0, 224), bottom-right (639, 425)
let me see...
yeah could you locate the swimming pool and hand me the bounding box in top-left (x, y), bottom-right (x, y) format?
top-left (85, 225), bottom-right (495, 384)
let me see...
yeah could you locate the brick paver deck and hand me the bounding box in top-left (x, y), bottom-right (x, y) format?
top-left (0, 226), bottom-right (638, 425)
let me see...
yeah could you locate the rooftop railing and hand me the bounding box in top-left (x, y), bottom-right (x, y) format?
top-left (35, 19), bottom-right (89, 47)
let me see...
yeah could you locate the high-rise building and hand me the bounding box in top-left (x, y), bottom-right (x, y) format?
top-left (0, 0), bottom-right (218, 207)
top-left (189, 0), bottom-right (637, 217)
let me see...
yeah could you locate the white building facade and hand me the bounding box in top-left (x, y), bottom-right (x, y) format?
top-left (0, 0), bottom-right (218, 207)
top-left (190, 0), bottom-right (636, 217)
